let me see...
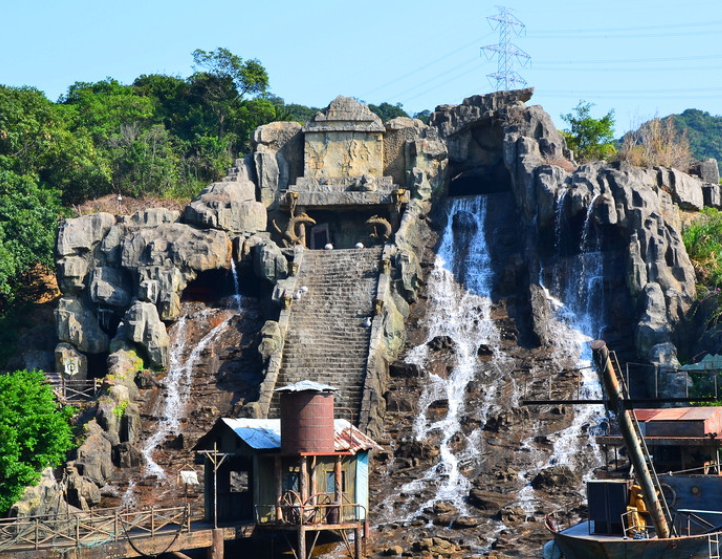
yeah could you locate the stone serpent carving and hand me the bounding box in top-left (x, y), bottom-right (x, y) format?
top-left (272, 213), bottom-right (317, 247)
top-left (365, 215), bottom-right (392, 241)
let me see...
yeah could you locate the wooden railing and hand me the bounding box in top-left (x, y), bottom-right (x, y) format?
top-left (44, 374), bottom-right (102, 403)
top-left (0, 506), bottom-right (190, 554)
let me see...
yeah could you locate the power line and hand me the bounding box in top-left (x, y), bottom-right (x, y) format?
top-left (527, 19), bottom-right (722, 36)
top-left (533, 54), bottom-right (722, 65)
top-left (480, 6), bottom-right (530, 90)
top-left (358, 31), bottom-right (494, 100)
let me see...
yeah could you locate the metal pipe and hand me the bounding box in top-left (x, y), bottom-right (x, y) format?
top-left (591, 339), bottom-right (671, 539)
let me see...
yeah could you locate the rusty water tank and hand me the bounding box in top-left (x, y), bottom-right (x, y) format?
top-left (276, 381), bottom-right (336, 454)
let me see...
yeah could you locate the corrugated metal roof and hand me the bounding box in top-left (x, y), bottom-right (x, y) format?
top-left (634, 407), bottom-right (722, 422)
top-left (275, 380), bottom-right (337, 393)
top-left (220, 418), bottom-right (381, 453)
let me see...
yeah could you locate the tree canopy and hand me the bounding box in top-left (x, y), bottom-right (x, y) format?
top-left (561, 101), bottom-right (616, 162)
top-left (0, 369), bottom-right (75, 514)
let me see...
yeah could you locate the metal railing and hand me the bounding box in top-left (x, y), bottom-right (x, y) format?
top-left (256, 492), bottom-right (367, 526)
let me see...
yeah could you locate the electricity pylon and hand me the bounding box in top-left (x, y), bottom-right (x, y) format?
top-left (481, 6), bottom-right (531, 91)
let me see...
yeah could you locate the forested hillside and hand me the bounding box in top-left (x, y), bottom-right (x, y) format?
top-left (671, 109), bottom-right (722, 173)
top-left (0, 48), bottom-right (423, 365)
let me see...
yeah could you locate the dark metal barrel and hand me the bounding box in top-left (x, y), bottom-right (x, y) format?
top-left (280, 389), bottom-right (335, 454)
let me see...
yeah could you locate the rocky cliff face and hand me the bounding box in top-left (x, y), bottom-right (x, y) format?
top-left (24, 91), bottom-right (721, 556)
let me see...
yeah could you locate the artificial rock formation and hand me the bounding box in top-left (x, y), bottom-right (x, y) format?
top-left (44, 92), bottom-right (722, 557)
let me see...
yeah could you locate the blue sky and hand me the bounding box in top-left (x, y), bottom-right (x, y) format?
top-left (2, 0), bottom-right (720, 136)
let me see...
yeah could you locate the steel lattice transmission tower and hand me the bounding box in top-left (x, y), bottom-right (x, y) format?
top-left (481, 6), bottom-right (531, 91)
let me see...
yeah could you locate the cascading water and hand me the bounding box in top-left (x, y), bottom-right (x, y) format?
top-left (513, 192), bottom-right (608, 513)
top-left (399, 195), bottom-right (500, 516)
top-left (540, 191), bottom-right (607, 471)
top-left (142, 275), bottom-right (245, 479)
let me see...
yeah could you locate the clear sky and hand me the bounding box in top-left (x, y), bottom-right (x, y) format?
top-left (2, 0), bottom-right (720, 136)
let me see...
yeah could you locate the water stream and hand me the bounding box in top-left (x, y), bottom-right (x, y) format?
top-left (399, 196), bottom-right (500, 516)
top-left (142, 275), bottom-right (245, 479)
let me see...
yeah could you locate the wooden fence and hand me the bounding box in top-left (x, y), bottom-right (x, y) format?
top-left (44, 374), bottom-right (102, 403)
top-left (0, 505), bottom-right (190, 554)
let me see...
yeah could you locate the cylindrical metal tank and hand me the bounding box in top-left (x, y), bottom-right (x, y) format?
top-left (279, 387), bottom-right (335, 454)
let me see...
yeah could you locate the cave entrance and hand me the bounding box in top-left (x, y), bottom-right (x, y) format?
top-left (449, 163), bottom-right (512, 197)
top-left (183, 269), bottom-right (235, 302)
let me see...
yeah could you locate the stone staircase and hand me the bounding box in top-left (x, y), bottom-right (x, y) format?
top-left (268, 247), bottom-right (383, 421)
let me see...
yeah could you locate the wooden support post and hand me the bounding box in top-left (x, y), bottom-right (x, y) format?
top-left (300, 456), bottom-right (308, 504)
top-left (206, 528), bottom-right (224, 559)
top-left (355, 526), bottom-right (362, 559)
top-left (275, 456), bottom-right (283, 522)
top-left (298, 526), bottom-right (306, 559)
top-left (310, 456), bottom-right (317, 504)
top-left (334, 456), bottom-right (343, 519)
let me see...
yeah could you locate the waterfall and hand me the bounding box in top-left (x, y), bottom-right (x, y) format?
top-left (400, 196), bottom-right (500, 516)
top-left (142, 296), bottom-right (244, 478)
top-left (540, 191), bottom-right (606, 472)
top-left (230, 258), bottom-right (242, 311)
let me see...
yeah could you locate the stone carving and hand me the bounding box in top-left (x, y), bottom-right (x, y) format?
top-left (365, 215), bottom-right (392, 241)
top-left (272, 212), bottom-right (316, 247)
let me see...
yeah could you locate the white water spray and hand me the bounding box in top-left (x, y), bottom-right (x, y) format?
top-left (142, 297), bottom-right (243, 478)
top-left (401, 196), bottom-right (500, 515)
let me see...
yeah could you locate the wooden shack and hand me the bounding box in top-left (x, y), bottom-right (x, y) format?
top-left (193, 381), bottom-right (381, 558)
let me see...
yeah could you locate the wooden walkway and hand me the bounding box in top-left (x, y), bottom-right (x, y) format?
top-left (0, 506), bottom-right (253, 559)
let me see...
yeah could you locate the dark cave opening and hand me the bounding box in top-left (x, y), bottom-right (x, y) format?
top-left (448, 163), bottom-right (512, 197)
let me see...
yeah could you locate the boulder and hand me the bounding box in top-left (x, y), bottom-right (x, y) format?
top-left (635, 282), bottom-right (673, 358)
top-left (66, 465), bottom-right (101, 509)
top-left (123, 301), bottom-right (170, 368)
top-left (55, 297), bottom-right (109, 354)
top-left (258, 320), bottom-right (282, 362)
top-left (56, 213), bottom-right (116, 258)
top-left (74, 421), bottom-right (113, 488)
top-left (121, 223), bottom-right (231, 273)
top-left (691, 158), bottom-right (720, 185)
top-left (124, 208), bottom-right (180, 228)
top-left (89, 267), bottom-right (133, 307)
top-left (531, 465), bottom-right (579, 491)
top-left (252, 241), bottom-right (288, 284)
top-left (252, 121), bottom-right (303, 207)
top-left (185, 181), bottom-right (267, 233)
top-left (57, 255), bottom-right (89, 294)
top-left (10, 468), bottom-right (66, 517)
top-left (658, 167), bottom-right (704, 210)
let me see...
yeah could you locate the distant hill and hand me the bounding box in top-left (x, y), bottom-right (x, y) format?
top-left (667, 109), bottom-right (722, 174)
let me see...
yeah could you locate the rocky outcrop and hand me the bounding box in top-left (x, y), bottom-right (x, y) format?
top-left (252, 122), bottom-right (303, 208)
top-left (431, 90), bottom-right (698, 362)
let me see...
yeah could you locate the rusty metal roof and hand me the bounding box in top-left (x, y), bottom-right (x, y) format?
top-left (634, 407), bottom-right (722, 422)
top-left (217, 418), bottom-right (381, 453)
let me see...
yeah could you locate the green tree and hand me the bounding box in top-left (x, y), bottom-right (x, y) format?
top-left (0, 369), bottom-right (75, 514)
top-left (0, 171), bottom-right (61, 306)
top-left (368, 102), bottom-right (409, 122)
top-left (561, 101), bottom-right (616, 162)
top-left (190, 48), bottom-right (269, 143)
top-left (413, 109), bottom-right (432, 125)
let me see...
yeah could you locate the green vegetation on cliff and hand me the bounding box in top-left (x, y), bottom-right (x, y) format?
top-left (0, 370), bottom-right (75, 514)
top-left (671, 109), bottom-right (722, 174)
top-left (561, 101), bottom-right (616, 162)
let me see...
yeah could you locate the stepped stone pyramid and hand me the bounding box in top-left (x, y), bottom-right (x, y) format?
top-left (268, 246), bottom-right (383, 421)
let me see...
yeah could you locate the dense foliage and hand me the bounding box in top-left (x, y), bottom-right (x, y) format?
top-left (561, 101), bottom-right (616, 162)
top-left (0, 48), bottom-right (289, 314)
top-left (0, 369), bottom-right (75, 514)
top-left (671, 109), bottom-right (722, 175)
top-left (684, 208), bottom-right (722, 290)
